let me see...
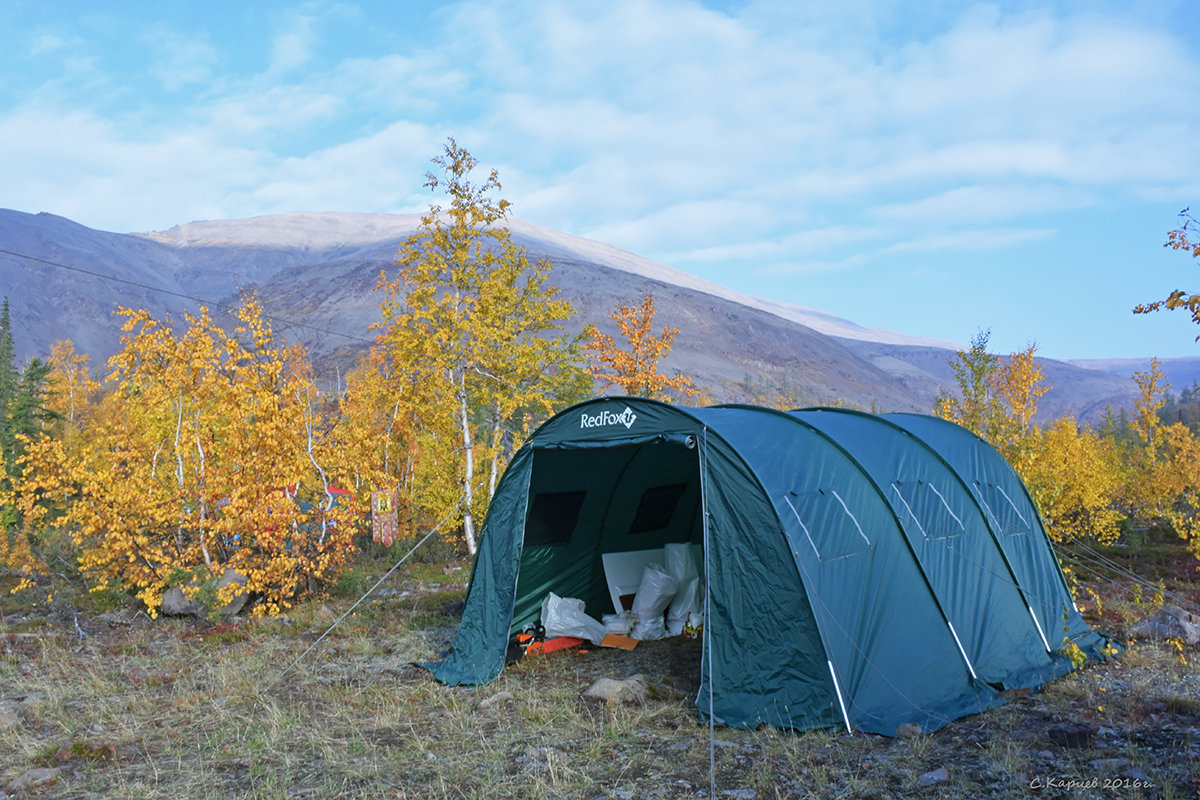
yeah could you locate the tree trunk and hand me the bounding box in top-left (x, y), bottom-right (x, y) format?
top-left (458, 381), bottom-right (477, 556)
top-left (488, 413), bottom-right (503, 500)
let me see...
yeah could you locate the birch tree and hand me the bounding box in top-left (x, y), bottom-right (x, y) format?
top-left (372, 138), bottom-right (585, 555)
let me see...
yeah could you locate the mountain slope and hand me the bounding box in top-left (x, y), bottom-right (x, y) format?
top-left (0, 208), bottom-right (1183, 419)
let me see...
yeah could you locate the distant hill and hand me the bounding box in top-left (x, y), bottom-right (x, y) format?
top-left (1, 208), bottom-right (1190, 421)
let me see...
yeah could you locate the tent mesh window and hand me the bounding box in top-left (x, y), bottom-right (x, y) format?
top-left (783, 489), bottom-right (872, 561)
top-left (628, 483), bottom-right (688, 535)
top-left (972, 481), bottom-right (1032, 536)
top-left (890, 480), bottom-right (966, 540)
top-left (524, 490), bottom-right (587, 546)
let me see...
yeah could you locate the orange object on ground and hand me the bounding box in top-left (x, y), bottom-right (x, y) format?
top-left (600, 633), bottom-right (638, 650)
top-left (524, 636), bottom-right (586, 656)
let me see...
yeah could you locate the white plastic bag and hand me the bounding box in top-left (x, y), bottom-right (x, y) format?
top-left (664, 543), bottom-right (702, 636)
top-left (541, 593), bottom-right (607, 644)
top-left (667, 578), bottom-right (701, 636)
top-left (630, 564), bottom-right (678, 640)
top-left (602, 611), bottom-right (632, 635)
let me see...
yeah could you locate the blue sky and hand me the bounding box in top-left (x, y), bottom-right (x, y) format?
top-left (2, 1), bottom-right (1199, 360)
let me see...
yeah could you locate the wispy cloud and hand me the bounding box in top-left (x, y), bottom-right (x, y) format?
top-left (268, 12), bottom-right (317, 74)
top-left (144, 27), bottom-right (219, 92)
top-left (881, 228), bottom-right (1057, 254)
top-left (870, 185), bottom-right (1094, 225)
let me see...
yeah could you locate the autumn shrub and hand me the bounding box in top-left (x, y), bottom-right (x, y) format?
top-left (1020, 418), bottom-right (1123, 544)
top-left (35, 297), bottom-right (359, 615)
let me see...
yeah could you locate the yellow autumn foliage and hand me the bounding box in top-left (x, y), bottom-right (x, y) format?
top-left (1020, 418), bottom-right (1123, 544)
top-left (39, 296), bottom-right (358, 615)
top-left (363, 138), bottom-right (587, 555)
top-left (584, 292), bottom-right (699, 402)
top-left (936, 336), bottom-right (1123, 544)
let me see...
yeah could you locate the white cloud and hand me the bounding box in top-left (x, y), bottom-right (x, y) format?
top-left (145, 27), bottom-right (219, 91)
top-left (2, 0), bottom-right (1199, 265)
top-left (269, 13), bottom-right (316, 74)
top-left (29, 34), bottom-right (64, 57)
top-left (754, 253), bottom-right (871, 277)
top-left (242, 121), bottom-right (442, 215)
top-left (881, 228), bottom-right (1057, 255)
top-left (870, 185), bottom-right (1094, 224)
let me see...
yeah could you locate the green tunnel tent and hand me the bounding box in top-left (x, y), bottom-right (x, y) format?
top-left (428, 398), bottom-right (1107, 736)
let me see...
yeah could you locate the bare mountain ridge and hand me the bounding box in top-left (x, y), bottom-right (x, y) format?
top-left (0, 208), bottom-right (1177, 419)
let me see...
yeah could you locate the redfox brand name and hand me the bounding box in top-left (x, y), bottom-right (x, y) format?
top-left (580, 407), bottom-right (638, 430)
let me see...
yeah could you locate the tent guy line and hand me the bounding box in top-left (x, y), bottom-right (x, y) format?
top-left (262, 494), bottom-right (467, 695)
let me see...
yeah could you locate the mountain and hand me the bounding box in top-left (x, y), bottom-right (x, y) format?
top-left (0, 208), bottom-right (1187, 419)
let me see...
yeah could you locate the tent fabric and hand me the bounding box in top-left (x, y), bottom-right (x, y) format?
top-left (429, 398), bottom-right (1105, 735)
top-left (883, 413), bottom-right (1107, 659)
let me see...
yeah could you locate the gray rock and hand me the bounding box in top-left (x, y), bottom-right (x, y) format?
top-left (1048, 722), bottom-right (1098, 749)
top-left (721, 791), bottom-right (756, 799)
top-left (479, 691), bottom-right (515, 709)
top-left (1129, 605), bottom-right (1200, 645)
top-left (1087, 757), bottom-right (1131, 771)
top-left (19, 692), bottom-right (46, 710)
top-left (1122, 767), bottom-right (1153, 783)
top-left (0, 701), bottom-right (22, 730)
top-left (917, 767), bottom-right (949, 787)
top-left (214, 569), bottom-right (249, 616)
top-left (160, 568), bottom-right (248, 618)
top-left (4, 767), bottom-right (61, 793)
top-left (583, 674), bottom-right (649, 705)
top-left (160, 585), bottom-right (202, 617)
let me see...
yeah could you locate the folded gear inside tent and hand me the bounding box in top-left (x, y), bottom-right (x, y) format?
top-left (427, 398), bottom-right (1109, 736)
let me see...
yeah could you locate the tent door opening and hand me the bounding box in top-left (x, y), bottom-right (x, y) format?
top-left (511, 435), bottom-right (705, 637)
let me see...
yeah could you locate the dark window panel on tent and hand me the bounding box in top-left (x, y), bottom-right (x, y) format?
top-left (628, 483), bottom-right (688, 534)
top-left (783, 489), bottom-right (872, 561)
top-left (890, 480), bottom-right (966, 541)
top-left (524, 490), bottom-right (587, 546)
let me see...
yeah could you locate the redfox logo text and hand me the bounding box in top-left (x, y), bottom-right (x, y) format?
top-left (580, 407), bottom-right (638, 430)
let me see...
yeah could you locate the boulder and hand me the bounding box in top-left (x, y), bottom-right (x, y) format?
top-left (1048, 722), bottom-right (1098, 749)
top-left (4, 767), bottom-right (60, 794)
top-left (583, 674), bottom-right (650, 705)
top-left (917, 767), bottom-right (949, 787)
top-left (479, 691), bottom-right (515, 709)
top-left (160, 569), bottom-right (248, 618)
top-left (1128, 605), bottom-right (1200, 645)
top-left (160, 585), bottom-right (202, 617)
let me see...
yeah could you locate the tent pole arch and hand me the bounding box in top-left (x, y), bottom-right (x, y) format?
top-left (802, 407), bottom-right (1055, 655)
top-left (884, 412), bottom-right (1096, 654)
top-left (716, 403), bottom-right (984, 687)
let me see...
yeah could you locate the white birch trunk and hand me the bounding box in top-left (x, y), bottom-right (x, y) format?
top-left (458, 382), bottom-right (477, 556)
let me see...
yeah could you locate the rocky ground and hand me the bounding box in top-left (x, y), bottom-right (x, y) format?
top-left (1, 560), bottom-right (1199, 799)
